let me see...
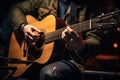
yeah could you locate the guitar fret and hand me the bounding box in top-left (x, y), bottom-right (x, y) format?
top-left (45, 28), bottom-right (64, 43)
top-left (71, 20), bottom-right (91, 33)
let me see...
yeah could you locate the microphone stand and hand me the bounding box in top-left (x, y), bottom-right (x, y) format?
top-left (0, 56), bottom-right (35, 80)
top-left (82, 70), bottom-right (120, 79)
top-left (0, 66), bottom-right (17, 80)
top-left (0, 56), bottom-right (35, 64)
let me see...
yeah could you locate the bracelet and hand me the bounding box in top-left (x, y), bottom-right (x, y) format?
top-left (21, 23), bottom-right (27, 31)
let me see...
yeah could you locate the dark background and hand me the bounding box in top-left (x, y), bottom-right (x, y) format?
top-left (0, 0), bottom-right (24, 80)
top-left (0, 0), bottom-right (24, 57)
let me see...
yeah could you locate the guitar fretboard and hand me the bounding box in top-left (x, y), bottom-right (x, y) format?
top-left (45, 20), bottom-right (92, 44)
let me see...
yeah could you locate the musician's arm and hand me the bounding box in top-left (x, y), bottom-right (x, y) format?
top-left (78, 30), bottom-right (102, 59)
top-left (9, 0), bottom-right (56, 31)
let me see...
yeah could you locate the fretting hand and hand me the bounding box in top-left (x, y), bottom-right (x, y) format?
top-left (61, 26), bottom-right (86, 51)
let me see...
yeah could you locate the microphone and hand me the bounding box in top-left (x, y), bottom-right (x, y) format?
top-left (0, 56), bottom-right (35, 64)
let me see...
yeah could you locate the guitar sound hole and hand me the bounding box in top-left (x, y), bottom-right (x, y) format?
top-left (36, 32), bottom-right (45, 49)
top-left (27, 47), bottom-right (42, 61)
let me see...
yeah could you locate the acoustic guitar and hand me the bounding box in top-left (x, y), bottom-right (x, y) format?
top-left (8, 10), bottom-right (120, 77)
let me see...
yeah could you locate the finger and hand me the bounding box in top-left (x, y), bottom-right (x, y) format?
top-left (66, 26), bottom-right (78, 37)
top-left (26, 33), bottom-right (34, 40)
top-left (27, 31), bottom-right (36, 38)
top-left (66, 26), bottom-right (73, 33)
top-left (32, 26), bottom-right (41, 33)
top-left (61, 29), bottom-right (67, 38)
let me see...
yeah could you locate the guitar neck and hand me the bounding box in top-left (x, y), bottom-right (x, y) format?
top-left (45, 14), bottom-right (117, 44)
top-left (45, 19), bottom-right (93, 44)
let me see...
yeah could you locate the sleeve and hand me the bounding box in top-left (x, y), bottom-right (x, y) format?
top-left (69, 30), bottom-right (103, 64)
top-left (9, 0), bottom-right (56, 31)
top-left (80, 30), bottom-right (103, 58)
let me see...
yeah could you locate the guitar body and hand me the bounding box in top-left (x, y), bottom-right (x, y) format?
top-left (8, 15), bottom-right (66, 77)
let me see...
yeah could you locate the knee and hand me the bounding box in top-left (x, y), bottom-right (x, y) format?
top-left (40, 64), bottom-right (59, 80)
top-left (40, 61), bottom-right (82, 80)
